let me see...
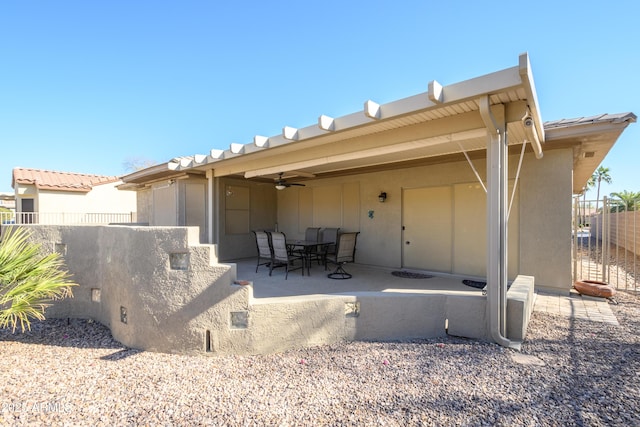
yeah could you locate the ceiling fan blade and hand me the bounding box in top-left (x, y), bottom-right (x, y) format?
top-left (281, 170), bottom-right (316, 179)
top-left (274, 172), bottom-right (305, 188)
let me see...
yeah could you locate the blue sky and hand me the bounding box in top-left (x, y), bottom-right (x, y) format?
top-left (1, 1), bottom-right (638, 198)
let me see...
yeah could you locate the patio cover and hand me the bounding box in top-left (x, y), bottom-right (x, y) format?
top-left (125, 53), bottom-right (546, 349)
top-left (122, 54), bottom-right (545, 187)
top-left (120, 53), bottom-right (635, 348)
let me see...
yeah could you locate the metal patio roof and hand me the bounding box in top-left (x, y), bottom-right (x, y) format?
top-left (121, 54), bottom-right (635, 194)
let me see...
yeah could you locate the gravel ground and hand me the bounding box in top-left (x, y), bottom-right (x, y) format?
top-left (1, 292), bottom-right (639, 426)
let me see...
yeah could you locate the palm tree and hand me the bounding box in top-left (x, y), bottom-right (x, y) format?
top-left (609, 190), bottom-right (640, 212)
top-left (592, 166), bottom-right (612, 213)
top-left (0, 227), bottom-right (76, 332)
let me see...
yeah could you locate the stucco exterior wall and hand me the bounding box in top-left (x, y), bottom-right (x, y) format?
top-left (272, 158), bottom-right (522, 278)
top-left (216, 178), bottom-right (277, 260)
top-left (15, 181), bottom-right (136, 217)
top-left (207, 152), bottom-right (571, 292)
top-left (519, 149), bottom-right (573, 291)
top-left (135, 187), bottom-right (152, 224)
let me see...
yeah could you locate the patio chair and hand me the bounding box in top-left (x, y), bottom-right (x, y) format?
top-left (292, 227), bottom-right (322, 263)
top-left (303, 226), bottom-right (322, 263)
top-left (253, 230), bottom-right (272, 273)
top-left (269, 231), bottom-right (304, 279)
top-left (304, 227), bottom-right (320, 241)
top-left (318, 227), bottom-right (340, 266)
top-left (325, 232), bottom-right (359, 279)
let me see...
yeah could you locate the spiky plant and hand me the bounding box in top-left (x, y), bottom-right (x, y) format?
top-left (0, 227), bottom-right (76, 332)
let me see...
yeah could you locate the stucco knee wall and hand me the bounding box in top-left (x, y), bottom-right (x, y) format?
top-left (11, 225), bottom-right (252, 354)
top-left (506, 275), bottom-right (535, 341)
top-left (446, 275), bottom-right (535, 343)
top-left (9, 225), bottom-right (535, 355)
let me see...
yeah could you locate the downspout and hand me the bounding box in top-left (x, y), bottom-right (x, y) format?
top-left (206, 169), bottom-right (214, 244)
top-left (480, 97), bottom-right (521, 350)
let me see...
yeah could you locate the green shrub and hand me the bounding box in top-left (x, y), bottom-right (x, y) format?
top-left (0, 227), bottom-right (76, 332)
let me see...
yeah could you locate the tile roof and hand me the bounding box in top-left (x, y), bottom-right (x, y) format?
top-left (12, 168), bottom-right (120, 192)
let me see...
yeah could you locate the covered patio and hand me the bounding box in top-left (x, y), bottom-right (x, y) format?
top-left (233, 257), bottom-right (482, 299)
top-left (102, 53), bottom-right (633, 354)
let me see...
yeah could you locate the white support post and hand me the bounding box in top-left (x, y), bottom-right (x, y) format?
top-left (481, 98), bottom-right (520, 349)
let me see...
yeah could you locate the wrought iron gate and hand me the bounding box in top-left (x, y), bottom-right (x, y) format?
top-left (573, 196), bottom-right (639, 291)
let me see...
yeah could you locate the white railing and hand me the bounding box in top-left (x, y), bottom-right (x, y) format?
top-left (0, 211), bottom-right (136, 226)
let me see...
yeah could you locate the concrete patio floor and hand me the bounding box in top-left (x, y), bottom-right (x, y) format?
top-left (230, 257), bottom-right (484, 300)
top-left (230, 257), bottom-right (619, 326)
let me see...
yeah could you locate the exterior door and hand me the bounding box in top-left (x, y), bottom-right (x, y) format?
top-left (21, 198), bottom-right (34, 224)
top-left (402, 186), bottom-right (452, 272)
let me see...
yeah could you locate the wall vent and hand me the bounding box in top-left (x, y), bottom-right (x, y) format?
top-left (169, 252), bottom-right (189, 270)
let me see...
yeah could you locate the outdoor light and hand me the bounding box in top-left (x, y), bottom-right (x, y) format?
top-left (378, 192), bottom-right (387, 202)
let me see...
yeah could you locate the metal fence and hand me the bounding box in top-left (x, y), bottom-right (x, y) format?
top-left (0, 211), bottom-right (136, 226)
top-left (573, 196), bottom-right (639, 291)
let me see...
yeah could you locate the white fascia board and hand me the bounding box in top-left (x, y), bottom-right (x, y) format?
top-left (243, 129), bottom-right (486, 179)
top-left (262, 134), bottom-right (291, 149)
top-left (221, 149), bottom-right (242, 159)
top-left (333, 111), bottom-right (372, 131)
top-left (298, 122), bottom-right (332, 139)
top-left (443, 66), bottom-right (522, 104)
top-left (380, 92), bottom-right (434, 118)
top-left (121, 163), bottom-right (173, 182)
top-left (358, 65), bottom-right (523, 122)
top-left (179, 56), bottom-right (537, 176)
top-left (519, 53), bottom-right (545, 143)
top-left (241, 142), bottom-right (264, 155)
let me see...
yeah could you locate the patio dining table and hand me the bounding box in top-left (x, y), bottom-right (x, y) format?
top-left (286, 240), bottom-right (334, 276)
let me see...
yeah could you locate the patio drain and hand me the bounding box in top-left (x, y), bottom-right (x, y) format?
top-left (391, 271), bottom-right (433, 279)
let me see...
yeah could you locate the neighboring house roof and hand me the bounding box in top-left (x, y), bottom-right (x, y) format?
top-left (544, 113), bottom-right (635, 129)
top-left (544, 113), bottom-right (637, 193)
top-left (12, 168), bottom-right (120, 193)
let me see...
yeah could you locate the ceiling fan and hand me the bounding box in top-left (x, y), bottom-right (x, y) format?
top-left (274, 172), bottom-right (306, 190)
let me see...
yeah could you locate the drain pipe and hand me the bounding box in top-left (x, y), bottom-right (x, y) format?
top-left (480, 97), bottom-right (521, 350)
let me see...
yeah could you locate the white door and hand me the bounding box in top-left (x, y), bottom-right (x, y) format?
top-left (402, 186), bottom-right (452, 272)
